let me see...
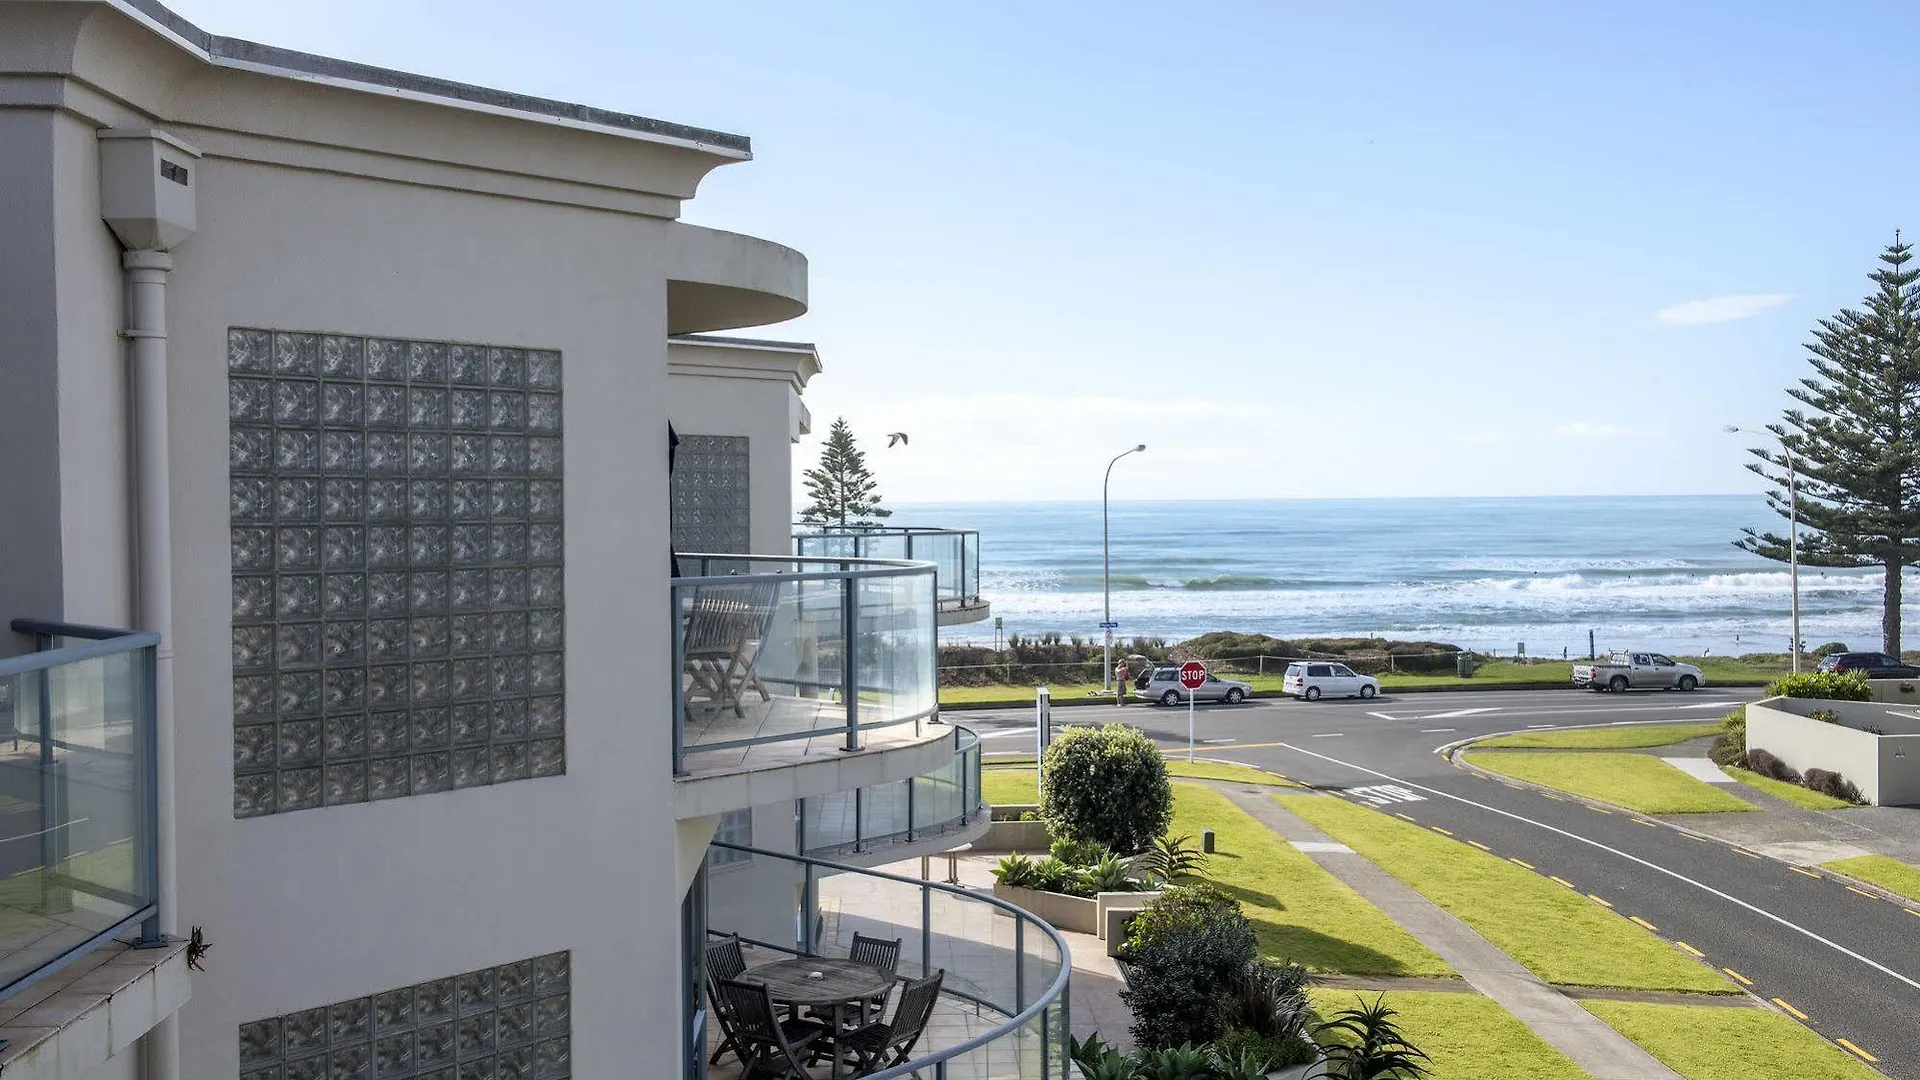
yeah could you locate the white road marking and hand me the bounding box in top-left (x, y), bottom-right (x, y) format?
top-left (973, 730), bottom-right (1034, 740)
top-left (1674, 701), bottom-right (1741, 710)
top-left (1312, 733), bottom-right (1344, 738)
top-left (1420, 728), bottom-right (1456, 733)
top-left (1273, 742), bottom-right (1920, 993)
top-left (1526, 724), bottom-right (1556, 729)
top-left (1365, 712), bottom-right (1398, 721)
top-left (1663, 757), bottom-right (1735, 783)
top-left (1421, 707), bottom-right (1503, 720)
top-left (1202, 738), bottom-right (1236, 745)
top-left (1291, 841), bottom-right (1355, 853)
top-left (1348, 784), bottom-right (1426, 806)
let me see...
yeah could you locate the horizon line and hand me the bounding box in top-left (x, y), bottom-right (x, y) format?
top-left (869, 491), bottom-right (1769, 506)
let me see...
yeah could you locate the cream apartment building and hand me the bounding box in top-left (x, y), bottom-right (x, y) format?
top-left (0, 3), bottom-right (1062, 1080)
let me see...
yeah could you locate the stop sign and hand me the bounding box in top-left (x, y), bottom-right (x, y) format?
top-left (1179, 662), bottom-right (1208, 690)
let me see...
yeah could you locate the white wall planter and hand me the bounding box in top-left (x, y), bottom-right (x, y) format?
top-left (976, 820), bottom-right (1053, 852)
top-left (1746, 696), bottom-right (1920, 805)
top-left (991, 882), bottom-right (1100, 933)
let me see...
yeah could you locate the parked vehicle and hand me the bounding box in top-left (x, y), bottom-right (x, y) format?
top-left (1282, 661), bottom-right (1380, 701)
top-left (1572, 652), bottom-right (1705, 692)
top-left (1815, 651), bottom-right (1920, 679)
top-left (1134, 666), bottom-right (1252, 706)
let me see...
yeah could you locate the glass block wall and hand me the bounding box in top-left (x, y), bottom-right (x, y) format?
top-left (238, 951), bottom-right (571, 1080)
top-left (230, 330), bottom-right (565, 817)
top-left (670, 434), bottom-right (749, 554)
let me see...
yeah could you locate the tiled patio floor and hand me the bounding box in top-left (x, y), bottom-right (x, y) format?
top-left (679, 694), bottom-right (934, 779)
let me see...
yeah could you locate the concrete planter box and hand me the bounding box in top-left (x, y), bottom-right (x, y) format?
top-left (976, 819), bottom-right (1052, 852)
top-left (1746, 696), bottom-right (1920, 805)
top-left (991, 882), bottom-right (1099, 933)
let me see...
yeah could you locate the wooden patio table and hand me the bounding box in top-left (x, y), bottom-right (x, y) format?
top-left (740, 957), bottom-right (896, 1079)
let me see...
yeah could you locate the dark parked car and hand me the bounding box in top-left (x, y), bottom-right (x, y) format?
top-left (1815, 652), bottom-right (1920, 679)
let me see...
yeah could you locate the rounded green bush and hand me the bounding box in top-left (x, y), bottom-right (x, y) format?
top-left (1040, 724), bottom-right (1173, 855)
top-left (1766, 671), bottom-right (1871, 701)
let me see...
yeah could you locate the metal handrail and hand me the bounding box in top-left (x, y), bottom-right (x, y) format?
top-left (801, 726), bottom-right (984, 856)
top-left (790, 527), bottom-right (983, 607)
top-left (2, 621), bottom-right (161, 678)
top-left (674, 553), bottom-right (938, 587)
top-left (709, 840), bottom-right (1072, 1080)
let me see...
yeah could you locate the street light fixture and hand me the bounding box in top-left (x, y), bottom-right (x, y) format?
top-left (1726, 425), bottom-right (1801, 673)
top-left (1103, 444), bottom-right (1147, 692)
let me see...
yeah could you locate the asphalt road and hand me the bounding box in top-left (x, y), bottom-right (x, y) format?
top-left (958, 687), bottom-right (1920, 1078)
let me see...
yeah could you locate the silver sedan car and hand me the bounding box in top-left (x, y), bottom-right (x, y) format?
top-left (1132, 666), bottom-right (1253, 706)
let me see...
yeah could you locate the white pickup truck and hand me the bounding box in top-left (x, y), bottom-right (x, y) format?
top-left (1572, 652), bottom-right (1705, 692)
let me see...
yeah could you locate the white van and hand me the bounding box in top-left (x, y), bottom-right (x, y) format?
top-left (1282, 661), bottom-right (1380, 701)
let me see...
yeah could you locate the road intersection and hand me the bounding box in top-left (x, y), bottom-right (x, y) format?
top-left (956, 687), bottom-right (1920, 1077)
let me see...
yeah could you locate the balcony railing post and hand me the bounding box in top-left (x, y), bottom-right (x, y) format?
top-left (36, 659), bottom-right (61, 917)
top-left (853, 786), bottom-right (864, 853)
top-left (136, 643), bottom-right (164, 947)
top-left (905, 777), bottom-right (916, 842)
top-left (1014, 917), bottom-right (1026, 1013)
top-left (921, 883), bottom-right (932, 982)
top-left (671, 579), bottom-right (687, 777)
top-left (841, 564), bottom-right (860, 752)
top-left (802, 862), bottom-right (818, 955)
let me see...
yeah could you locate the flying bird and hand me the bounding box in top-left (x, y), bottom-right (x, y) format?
top-left (886, 432), bottom-right (909, 448)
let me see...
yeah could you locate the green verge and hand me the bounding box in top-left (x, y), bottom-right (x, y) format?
top-left (1278, 794), bottom-right (1735, 993)
top-left (1581, 1001), bottom-right (1883, 1080)
top-left (1175, 786), bottom-right (1452, 977)
top-left (981, 762), bottom-right (1299, 807)
top-left (1820, 855), bottom-right (1920, 901)
top-left (1474, 722), bottom-right (1722, 750)
top-left (1464, 752), bottom-right (1755, 814)
top-left (1725, 768), bottom-right (1856, 811)
top-left (1307, 989), bottom-right (1590, 1080)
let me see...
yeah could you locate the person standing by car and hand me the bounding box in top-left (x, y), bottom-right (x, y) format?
top-left (1114, 660), bottom-right (1131, 706)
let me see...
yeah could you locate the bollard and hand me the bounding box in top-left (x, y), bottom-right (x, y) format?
top-left (1201, 829), bottom-right (1215, 854)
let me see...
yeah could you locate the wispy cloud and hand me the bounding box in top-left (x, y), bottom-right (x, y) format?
top-left (1552, 422), bottom-right (1635, 438)
top-left (1656, 293), bottom-right (1794, 326)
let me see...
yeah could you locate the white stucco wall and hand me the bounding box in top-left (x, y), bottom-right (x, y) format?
top-left (1745, 697), bottom-right (1920, 805)
top-left (667, 339), bottom-right (818, 557)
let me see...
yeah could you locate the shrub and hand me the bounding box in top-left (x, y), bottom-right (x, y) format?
top-left (1136, 1044), bottom-right (1214, 1080)
top-left (1313, 995), bottom-right (1431, 1079)
top-left (1745, 747), bottom-right (1800, 784)
top-left (1020, 810), bottom-right (1040, 822)
top-left (1808, 708), bottom-right (1841, 724)
top-left (1070, 1033), bottom-right (1139, 1080)
top-left (1767, 671), bottom-right (1871, 701)
top-left (993, 854), bottom-right (1037, 889)
top-left (1709, 707), bottom-right (1748, 767)
top-left (1121, 884), bottom-right (1259, 1049)
top-left (1211, 1043), bottom-right (1282, 1080)
top-left (1814, 641), bottom-right (1850, 657)
top-left (1803, 768), bottom-right (1865, 804)
top-left (1087, 854), bottom-right (1140, 894)
top-left (1215, 1028), bottom-right (1318, 1071)
top-left (1051, 837), bottom-right (1107, 867)
top-left (1137, 833), bottom-right (1208, 886)
top-left (1231, 962), bottom-right (1311, 1042)
top-left (1042, 725), bottom-right (1173, 854)
top-left (1030, 856), bottom-right (1093, 897)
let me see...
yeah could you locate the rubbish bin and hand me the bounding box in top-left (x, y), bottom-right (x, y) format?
top-left (1455, 652), bottom-right (1475, 678)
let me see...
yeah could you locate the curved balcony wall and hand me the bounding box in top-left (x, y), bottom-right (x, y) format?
top-left (704, 843), bottom-right (1071, 1080)
top-left (800, 726), bottom-right (985, 861)
top-left (793, 527), bottom-right (989, 626)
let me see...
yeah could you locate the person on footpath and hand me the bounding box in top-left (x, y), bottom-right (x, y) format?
top-left (1114, 660), bottom-right (1131, 706)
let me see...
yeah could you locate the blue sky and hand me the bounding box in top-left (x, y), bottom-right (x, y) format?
top-left (171, 0), bottom-right (1920, 501)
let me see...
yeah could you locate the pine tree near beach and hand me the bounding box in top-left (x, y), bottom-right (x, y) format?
top-left (1736, 235), bottom-right (1920, 654)
top-left (800, 418), bottom-right (892, 526)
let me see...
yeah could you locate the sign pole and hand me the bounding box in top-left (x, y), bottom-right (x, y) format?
top-left (1188, 683), bottom-right (1195, 762)
top-left (1035, 687), bottom-right (1050, 801)
top-left (1177, 661), bottom-right (1206, 763)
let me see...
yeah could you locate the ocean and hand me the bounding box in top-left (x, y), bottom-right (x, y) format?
top-left (896, 495), bottom-right (1905, 657)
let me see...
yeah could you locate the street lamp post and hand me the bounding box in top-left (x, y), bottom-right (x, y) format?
top-left (1726, 426), bottom-right (1801, 674)
top-left (1103, 444), bottom-right (1147, 691)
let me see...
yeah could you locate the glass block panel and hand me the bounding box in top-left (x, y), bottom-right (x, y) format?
top-left (230, 329), bottom-right (563, 817)
top-left (669, 434), bottom-right (749, 553)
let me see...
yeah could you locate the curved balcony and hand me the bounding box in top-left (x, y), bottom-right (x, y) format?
top-left (800, 726), bottom-right (987, 864)
top-left (673, 556), bottom-right (946, 817)
top-left (793, 527), bottom-right (990, 627)
top-left (700, 843), bottom-right (1071, 1080)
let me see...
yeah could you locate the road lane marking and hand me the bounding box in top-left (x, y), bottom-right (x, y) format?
top-left (1733, 848), bottom-right (1762, 859)
top-left (1510, 857), bottom-right (1535, 869)
top-left (1541, 793), bottom-right (1567, 801)
top-left (1629, 916), bottom-right (1658, 931)
top-left (1423, 707), bottom-right (1502, 720)
top-left (1723, 968), bottom-right (1753, 985)
top-left (1365, 712), bottom-right (1398, 721)
top-left (1270, 740), bottom-right (1920, 994)
top-left (1633, 819), bottom-right (1658, 827)
top-left (1312, 733), bottom-right (1345, 738)
top-left (1836, 1038), bottom-right (1877, 1063)
top-left (1790, 867), bottom-right (1822, 879)
top-left (1467, 840), bottom-right (1493, 851)
top-left (1431, 826), bottom-right (1453, 836)
top-left (1676, 941), bottom-right (1705, 957)
top-left (1847, 886), bottom-right (1877, 899)
top-left (1420, 728), bottom-right (1456, 733)
top-left (1772, 998), bottom-right (1809, 1020)
top-left (1550, 876), bottom-right (1575, 888)
top-left (1394, 812), bottom-right (1418, 822)
top-left (1525, 724), bottom-right (1556, 729)
top-left (1349, 785), bottom-right (1426, 806)
top-left (1587, 805), bottom-right (1613, 814)
top-left (1588, 894), bottom-right (1613, 908)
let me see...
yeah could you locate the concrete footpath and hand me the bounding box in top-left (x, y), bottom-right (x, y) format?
top-left (1216, 785), bottom-right (1687, 1080)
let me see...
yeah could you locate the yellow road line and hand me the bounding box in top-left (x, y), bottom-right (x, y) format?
top-left (1467, 840), bottom-right (1493, 851)
top-left (1723, 968), bottom-right (1753, 986)
top-left (1587, 805), bottom-right (1613, 814)
top-left (1629, 916), bottom-right (1658, 931)
top-left (1675, 941), bottom-right (1705, 957)
top-left (1541, 793), bottom-right (1567, 801)
top-left (1733, 848), bottom-right (1762, 859)
top-left (1908, 908), bottom-right (1920, 920)
top-left (1587, 894), bottom-right (1613, 908)
top-left (1789, 867), bottom-right (1822, 879)
top-left (1550, 876), bottom-right (1576, 888)
top-left (1846, 886), bottom-right (1878, 899)
top-left (1431, 826), bottom-right (1453, 836)
top-left (1836, 1038), bottom-right (1877, 1063)
top-left (1633, 819), bottom-right (1659, 827)
top-left (1394, 813), bottom-right (1418, 822)
top-left (1509, 857), bottom-right (1535, 869)
top-left (1772, 998), bottom-right (1809, 1021)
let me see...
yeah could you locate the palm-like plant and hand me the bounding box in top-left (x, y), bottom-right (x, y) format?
top-left (1069, 1033), bottom-right (1139, 1080)
top-left (1136, 1043), bottom-right (1213, 1080)
top-left (1137, 833), bottom-right (1207, 887)
top-left (1211, 1045), bottom-right (1279, 1080)
top-left (1312, 995), bottom-right (1431, 1079)
top-left (1086, 853), bottom-right (1138, 894)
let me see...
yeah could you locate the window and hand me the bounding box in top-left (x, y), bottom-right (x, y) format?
top-left (1308, 665), bottom-right (1334, 677)
top-left (1652, 655), bottom-right (1674, 666)
top-left (709, 809), bottom-right (751, 868)
top-left (1285, 664), bottom-right (1305, 677)
top-left (1632, 654), bottom-right (1651, 666)
top-left (1332, 665), bottom-right (1357, 677)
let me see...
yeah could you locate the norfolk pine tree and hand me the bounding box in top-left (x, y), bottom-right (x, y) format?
top-left (799, 418), bottom-right (892, 526)
top-left (1737, 236), bottom-right (1920, 654)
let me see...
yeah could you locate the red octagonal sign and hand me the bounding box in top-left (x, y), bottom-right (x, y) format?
top-left (1178, 662), bottom-right (1208, 690)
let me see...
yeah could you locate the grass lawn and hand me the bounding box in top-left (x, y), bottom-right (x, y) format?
top-left (980, 761), bottom-right (1299, 807)
top-left (1726, 768), bottom-right (1857, 811)
top-left (1175, 786), bottom-right (1451, 977)
top-left (1582, 1001), bottom-right (1883, 1080)
top-left (1308, 989), bottom-right (1589, 1080)
top-left (1464, 752), bottom-right (1755, 814)
top-left (1820, 855), bottom-right (1920, 901)
top-left (1278, 794), bottom-right (1735, 993)
top-left (1474, 722), bottom-right (1723, 750)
